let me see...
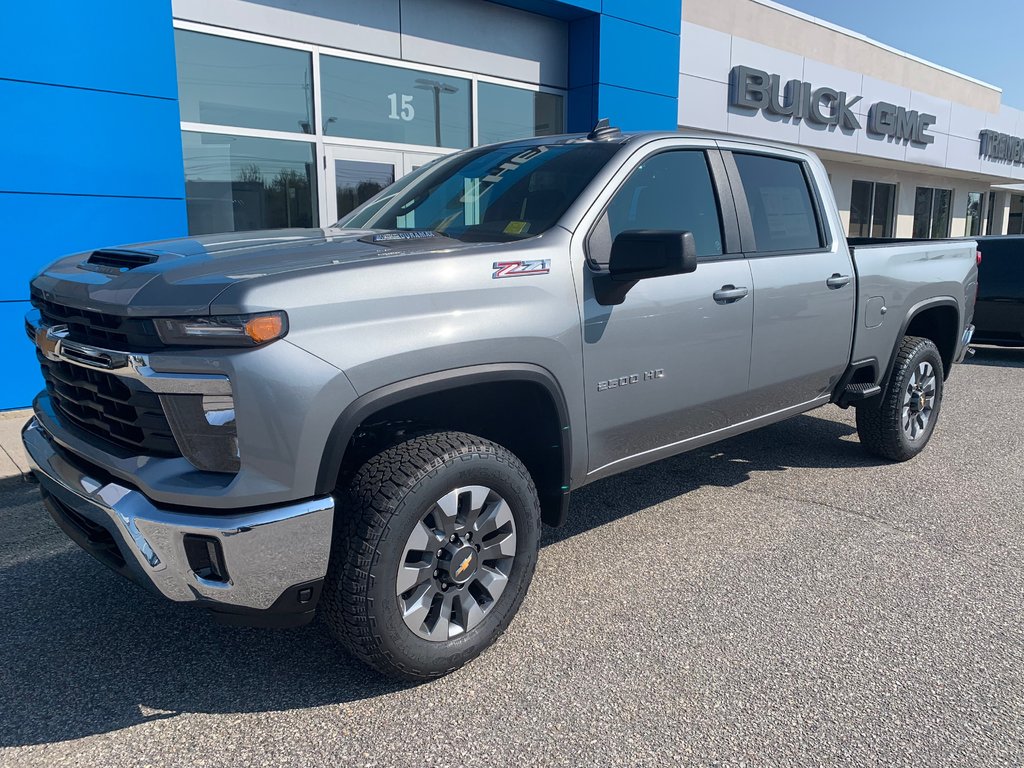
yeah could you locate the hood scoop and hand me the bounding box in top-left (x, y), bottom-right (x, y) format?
top-left (82, 249), bottom-right (159, 273)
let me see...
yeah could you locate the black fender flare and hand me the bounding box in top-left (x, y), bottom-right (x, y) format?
top-left (882, 296), bottom-right (961, 386)
top-left (315, 363), bottom-right (574, 525)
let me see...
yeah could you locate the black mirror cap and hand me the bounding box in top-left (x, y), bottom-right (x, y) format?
top-left (608, 230), bottom-right (698, 282)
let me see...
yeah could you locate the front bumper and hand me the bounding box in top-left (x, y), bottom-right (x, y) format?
top-left (23, 417), bottom-right (336, 625)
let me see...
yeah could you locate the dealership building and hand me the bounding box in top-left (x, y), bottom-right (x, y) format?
top-left (2, 0), bottom-right (1024, 409)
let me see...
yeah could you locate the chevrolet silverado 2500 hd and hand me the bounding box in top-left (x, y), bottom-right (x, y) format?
top-left (22, 125), bottom-right (978, 680)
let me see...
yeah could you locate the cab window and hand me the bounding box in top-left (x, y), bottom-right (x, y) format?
top-left (589, 150), bottom-right (724, 266)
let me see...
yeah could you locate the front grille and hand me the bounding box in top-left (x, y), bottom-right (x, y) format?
top-left (31, 288), bottom-right (164, 351)
top-left (38, 352), bottom-right (180, 457)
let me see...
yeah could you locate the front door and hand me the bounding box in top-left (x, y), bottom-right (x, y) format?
top-left (326, 146), bottom-right (403, 224)
top-left (325, 147), bottom-right (446, 224)
top-left (578, 148), bottom-right (754, 476)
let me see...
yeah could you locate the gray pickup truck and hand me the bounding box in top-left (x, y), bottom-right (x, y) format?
top-left (23, 124), bottom-right (977, 680)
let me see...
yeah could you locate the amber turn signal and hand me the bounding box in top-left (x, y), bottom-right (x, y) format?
top-left (245, 313), bottom-right (286, 343)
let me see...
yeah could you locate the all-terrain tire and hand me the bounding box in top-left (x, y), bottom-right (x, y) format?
top-left (855, 335), bottom-right (944, 462)
top-left (322, 431), bottom-right (541, 681)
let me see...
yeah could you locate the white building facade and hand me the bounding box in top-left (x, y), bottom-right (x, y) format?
top-left (679, 0), bottom-right (1024, 238)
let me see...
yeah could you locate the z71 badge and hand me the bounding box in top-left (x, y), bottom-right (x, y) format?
top-left (492, 260), bottom-right (551, 279)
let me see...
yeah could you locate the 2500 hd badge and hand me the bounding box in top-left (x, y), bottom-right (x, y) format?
top-left (597, 369), bottom-right (666, 391)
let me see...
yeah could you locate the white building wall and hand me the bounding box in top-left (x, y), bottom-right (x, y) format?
top-left (678, 19), bottom-right (1024, 184)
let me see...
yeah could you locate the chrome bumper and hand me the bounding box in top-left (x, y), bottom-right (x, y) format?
top-left (23, 417), bottom-right (335, 613)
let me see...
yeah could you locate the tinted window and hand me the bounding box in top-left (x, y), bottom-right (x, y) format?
top-left (320, 55), bottom-right (471, 148)
top-left (733, 153), bottom-right (823, 252)
top-left (175, 30), bottom-right (314, 134)
top-left (591, 151), bottom-right (723, 265)
top-left (478, 83), bottom-right (564, 144)
top-left (182, 132), bottom-right (318, 235)
top-left (340, 143), bottom-right (619, 242)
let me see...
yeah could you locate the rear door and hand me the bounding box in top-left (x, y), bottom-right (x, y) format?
top-left (722, 148), bottom-right (855, 418)
top-left (574, 143), bottom-right (754, 476)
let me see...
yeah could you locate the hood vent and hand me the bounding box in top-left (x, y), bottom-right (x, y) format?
top-left (84, 249), bottom-right (158, 272)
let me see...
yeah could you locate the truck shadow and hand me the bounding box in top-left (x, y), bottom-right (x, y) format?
top-left (0, 411), bottom-right (873, 747)
top-left (962, 345), bottom-right (1024, 368)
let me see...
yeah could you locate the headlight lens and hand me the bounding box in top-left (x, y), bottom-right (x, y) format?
top-left (154, 311), bottom-right (288, 347)
top-left (161, 394), bottom-right (240, 473)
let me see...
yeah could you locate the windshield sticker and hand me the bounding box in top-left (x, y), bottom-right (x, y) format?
top-left (371, 231), bottom-right (439, 242)
top-left (492, 260), bottom-right (550, 279)
top-left (503, 221), bottom-right (530, 235)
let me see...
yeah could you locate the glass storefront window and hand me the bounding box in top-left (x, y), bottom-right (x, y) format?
top-left (320, 56), bottom-right (471, 148)
top-left (850, 180), bottom-right (895, 238)
top-left (182, 132), bottom-right (318, 235)
top-left (1009, 194), bottom-right (1024, 235)
top-left (175, 30), bottom-right (314, 134)
top-left (477, 83), bottom-right (564, 144)
top-left (872, 183), bottom-right (896, 238)
top-left (964, 192), bottom-right (982, 236)
top-left (913, 186), bottom-right (952, 239)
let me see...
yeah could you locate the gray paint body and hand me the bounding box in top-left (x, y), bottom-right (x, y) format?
top-left (27, 132), bottom-right (978, 512)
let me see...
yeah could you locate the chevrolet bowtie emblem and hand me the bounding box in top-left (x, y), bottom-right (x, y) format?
top-left (455, 553), bottom-right (473, 577)
top-left (36, 324), bottom-right (68, 359)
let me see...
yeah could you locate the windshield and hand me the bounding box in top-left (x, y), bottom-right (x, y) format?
top-left (337, 142), bottom-right (621, 242)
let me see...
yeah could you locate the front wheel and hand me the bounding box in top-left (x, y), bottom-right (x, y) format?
top-left (322, 432), bottom-right (540, 681)
top-left (855, 335), bottom-right (944, 462)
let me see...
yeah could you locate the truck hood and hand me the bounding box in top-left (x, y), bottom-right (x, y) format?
top-left (31, 228), bottom-right (482, 316)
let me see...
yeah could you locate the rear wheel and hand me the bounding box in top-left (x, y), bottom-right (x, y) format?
top-left (855, 335), bottom-right (944, 461)
top-left (323, 431), bottom-right (540, 681)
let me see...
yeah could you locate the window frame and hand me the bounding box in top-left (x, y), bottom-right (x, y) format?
top-left (583, 147), bottom-right (740, 270)
top-left (722, 149), bottom-right (833, 257)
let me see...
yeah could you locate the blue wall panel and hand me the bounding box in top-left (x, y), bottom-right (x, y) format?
top-left (0, 302), bottom-right (41, 411)
top-left (600, 0), bottom-right (681, 32)
top-left (597, 16), bottom-right (679, 98)
top-left (596, 85), bottom-right (677, 131)
top-left (1, 80), bottom-right (186, 200)
top-left (0, 1), bottom-right (178, 98)
top-left (0, 193), bottom-right (188, 302)
top-left (0, 0), bottom-right (184, 409)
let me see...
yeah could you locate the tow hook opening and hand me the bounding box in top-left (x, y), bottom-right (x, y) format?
top-left (183, 534), bottom-right (230, 583)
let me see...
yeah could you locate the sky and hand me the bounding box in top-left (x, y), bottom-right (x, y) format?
top-left (774, 0), bottom-right (1024, 110)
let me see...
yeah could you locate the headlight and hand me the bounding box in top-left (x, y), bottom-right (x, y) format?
top-left (154, 311), bottom-right (288, 347)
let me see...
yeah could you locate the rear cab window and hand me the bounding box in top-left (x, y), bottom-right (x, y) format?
top-left (731, 153), bottom-right (825, 253)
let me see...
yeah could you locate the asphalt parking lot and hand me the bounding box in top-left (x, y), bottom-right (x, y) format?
top-left (1, 348), bottom-right (1022, 767)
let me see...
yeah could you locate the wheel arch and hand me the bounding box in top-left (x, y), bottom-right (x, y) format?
top-left (886, 298), bottom-right (961, 384)
top-left (316, 364), bottom-right (573, 527)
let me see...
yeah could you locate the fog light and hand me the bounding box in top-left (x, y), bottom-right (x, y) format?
top-left (161, 394), bottom-right (240, 473)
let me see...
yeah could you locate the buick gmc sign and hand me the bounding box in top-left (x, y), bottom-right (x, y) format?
top-left (729, 65), bottom-right (937, 146)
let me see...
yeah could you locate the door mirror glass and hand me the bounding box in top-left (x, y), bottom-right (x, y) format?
top-left (609, 230), bottom-right (698, 281)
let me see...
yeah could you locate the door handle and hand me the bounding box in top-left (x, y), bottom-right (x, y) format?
top-left (826, 273), bottom-right (852, 289)
top-left (713, 285), bottom-right (749, 303)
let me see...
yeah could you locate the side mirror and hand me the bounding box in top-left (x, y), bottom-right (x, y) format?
top-left (595, 230), bottom-right (698, 305)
